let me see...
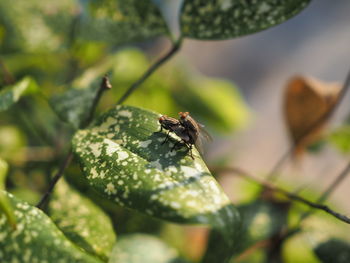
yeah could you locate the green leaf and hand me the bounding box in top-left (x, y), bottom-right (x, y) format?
top-left (72, 105), bottom-right (240, 257)
top-left (108, 234), bottom-right (188, 263)
top-left (0, 191), bottom-right (103, 263)
top-left (0, 159), bottom-right (16, 228)
top-left (173, 77), bottom-right (250, 133)
top-left (0, 0), bottom-right (79, 53)
top-left (180, 0), bottom-right (311, 39)
top-left (79, 0), bottom-right (169, 46)
top-left (328, 125), bottom-right (350, 154)
top-left (49, 179), bottom-right (116, 261)
top-left (0, 77), bottom-right (38, 112)
top-left (50, 85), bottom-right (99, 129)
top-left (314, 239), bottom-right (350, 263)
top-left (236, 200), bottom-right (289, 253)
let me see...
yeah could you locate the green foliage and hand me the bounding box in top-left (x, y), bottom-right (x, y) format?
top-left (0, 191), bottom-right (102, 263)
top-left (2, 1), bottom-right (345, 262)
top-left (171, 75), bottom-right (250, 133)
top-left (72, 105), bottom-right (241, 261)
top-left (314, 239), bottom-right (350, 263)
top-left (0, 159), bottom-right (16, 228)
top-left (108, 234), bottom-right (187, 263)
top-left (180, 0), bottom-right (311, 39)
top-left (110, 48), bottom-right (250, 133)
top-left (79, 0), bottom-right (169, 46)
top-left (235, 199), bottom-right (290, 253)
top-left (49, 179), bottom-right (116, 261)
top-left (50, 85), bottom-right (99, 129)
top-left (72, 105), bottom-right (237, 224)
top-left (0, 77), bottom-right (38, 112)
top-left (328, 125), bottom-right (350, 154)
top-left (0, 0), bottom-right (78, 53)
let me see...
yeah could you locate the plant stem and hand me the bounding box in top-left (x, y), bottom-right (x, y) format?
top-left (215, 166), bottom-right (350, 224)
top-left (36, 76), bottom-right (112, 209)
top-left (266, 68), bottom-right (350, 181)
top-left (297, 160), bottom-right (350, 222)
top-left (36, 151), bottom-right (73, 209)
top-left (116, 37), bottom-right (183, 105)
top-left (82, 75), bottom-right (112, 128)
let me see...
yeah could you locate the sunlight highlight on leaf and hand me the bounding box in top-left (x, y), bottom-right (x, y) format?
top-left (180, 0), bottom-right (311, 39)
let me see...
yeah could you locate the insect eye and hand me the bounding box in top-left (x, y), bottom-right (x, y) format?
top-left (178, 112), bottom-right (186, 119)
top-left (158, 116), bottom-right (165, 121)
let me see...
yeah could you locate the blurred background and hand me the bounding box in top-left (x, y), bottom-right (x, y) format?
top-left (176, 0), bottom-right (350, 213)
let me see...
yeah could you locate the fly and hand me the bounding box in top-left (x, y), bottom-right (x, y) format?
top-left (158, 113), bottom-right (212, 159)
top-left (178, 111), bottom-right (212, 154)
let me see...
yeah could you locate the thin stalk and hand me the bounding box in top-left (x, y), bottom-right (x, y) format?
top-left (117, 37), bottom-right (183, 104)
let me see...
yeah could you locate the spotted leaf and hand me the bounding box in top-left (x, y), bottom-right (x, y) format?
top-left (50, 85), bottom-right (99, 129)
top-left (0, 77), bottom-right (38, 112)
top-left (72, 105), bottom-right (240, 251)
top-left (108, 234), bottom-right (188, 263)
top-left (0, 159), bottom-right (16, 228)
top-left (180, 0), bottom-right (311, 40)
top-left (79, 0), bottom-right (169, 46)
top-left (49, 179), bottom-right (116, 261)
top-left (0, 191), bottom-right (102, 263)
top-left (314, 239), bottom-right (350, 263)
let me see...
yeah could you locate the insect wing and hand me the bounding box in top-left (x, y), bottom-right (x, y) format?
top-left (197, 123), bottom-right (212, 142)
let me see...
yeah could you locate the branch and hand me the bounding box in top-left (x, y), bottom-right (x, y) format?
top-left (215, 166), bottom-right (350, 224)
top-left (297, 160), bottom-right (350, 222)
top-left (266, 68), bottom-right (350, 181)
top-left (116, 38), bottom-right (183, 105)
top-left (36, 76), bottom-right (112, 209)
top-left (36, 151), bottom-right (73, 209)
top-left (82, 75), bottom-right (112, 128)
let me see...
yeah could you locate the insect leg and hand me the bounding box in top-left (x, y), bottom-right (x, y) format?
top-left (161, 131), bottom-right (170, 145)
top-left (171, 140), bottom-right (181, 151)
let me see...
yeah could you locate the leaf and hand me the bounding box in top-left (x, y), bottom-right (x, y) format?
top-left (172, 76), bottom-right (250, 133)
top-left (0, 0), bottom-right (79, 53)
top-left (328, 125), bottom-right (350, 154)
top-left (0, 76), bottom-right (38, 112)
top-left (72, 105), bottom-right (240, 258)
top-left (0, 191), bottom-right (103, 263)
top-left (79, 0), bottom-right (169, 46)
top-left (235, 199), bottom-right (289, 253)
top-left (180, 0), bottom-right (311, 40)
top-left (109, 48), bottom-right (250, 133)
top-left (284, 76), bottom-right (341, 156)
top-left (50, 85), bottom-right (99, 129)
top-left (49, 179), bottom-right (116, 261)
top-left (108, 234), bottom-right (188, 263)
top-left (0, 159), bottom-right (16, 228)
top-left (314, 239), bottom-right (350, 263)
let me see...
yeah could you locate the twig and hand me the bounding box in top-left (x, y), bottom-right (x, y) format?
top-left (215, 166), bottom-right (350, 224)
top-left (36, 151), bottom-right (73, 209)
top-left (116, 38), bottom-right (183, 104)
top-left (0, 58), bottom-right (15, 85)
top-left (36, 76), bottom-right (112, 209)
top-left (82, 75), bottom-right (112, 128)
top-left (297, 160), bottom-right (350, 222)
top-left (266, 68), bottom-right (350, 181)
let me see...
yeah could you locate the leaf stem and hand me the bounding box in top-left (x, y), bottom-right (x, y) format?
top-left (297, 160), bottom-right (350, 222)
top-left (82, 75), bottom-right (112, 128)
top-left (214, 166), bottom-right (350, 224)
top-left (266, 67), bottom-right (350, 181)
top-left (36, 151), bottom-right (73, 209)
top-left (116, 37), bottom-right (183, 105)
top-left (37, 76), bottom-right (111, 209)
